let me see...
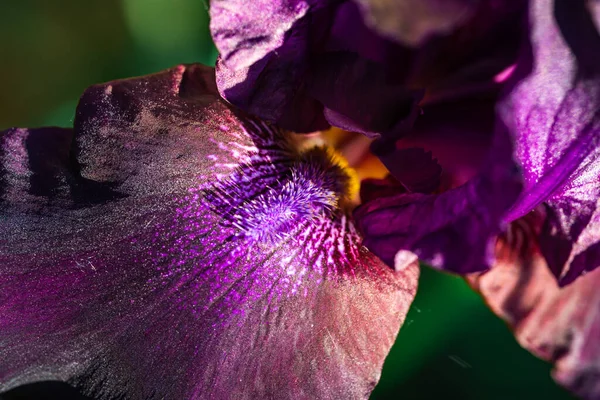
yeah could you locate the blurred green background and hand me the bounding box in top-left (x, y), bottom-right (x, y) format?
top-left (0, 1), bottom-right (575, 399)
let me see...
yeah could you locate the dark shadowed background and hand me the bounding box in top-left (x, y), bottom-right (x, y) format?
top-left (0, 1), bottom-right (575, 399)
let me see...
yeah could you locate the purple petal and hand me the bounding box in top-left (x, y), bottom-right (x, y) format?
top-left (500, 0), bottom-right (600, 284)
top-left (307, 52), bottom-right (417, 137)
top-left (355, 155), bottom-right (520, 274)
top-left (396, 98), bottom-right (498, 189)
top-left (374, 147), bottom-right (442, 194)
top-left (211, 0), bottom-right (525, 136)
top-left (470, 211), bottom-right (600, 400)
top-left (210, 0), bottom-right (419, 134)
top-left (0, 64), bottom-right (418, 399)
top-left (211, 0), bottom-right (328, 132)
top-left (355, 97), bottom-right (522, 274)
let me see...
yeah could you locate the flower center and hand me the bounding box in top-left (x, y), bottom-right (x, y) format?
top-left (204, 145), bottom-right (357, 244)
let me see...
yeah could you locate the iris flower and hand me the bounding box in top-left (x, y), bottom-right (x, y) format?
top-left (0, 64), bottom-right (419, 399)
top-left (211, 0), bottom-right (600, 398)
top-left (1, 1), bottom-right (599, 400)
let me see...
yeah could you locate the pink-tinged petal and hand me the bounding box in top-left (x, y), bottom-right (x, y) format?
top-left (0, 64), bottom-right (418, 399)
top-left (470, 211), bottom-right (600, 400)
top-left (499, 0), bottom-right (600, 284)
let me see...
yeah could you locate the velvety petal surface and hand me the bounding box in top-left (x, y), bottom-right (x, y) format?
top-left (0, 65), bottom-right (418, 399)
top-left (500, 0), bottom-right (600, 284)
top-left (0, 127), bottom-right (74, 208)
top-left (211, 0), bottom-right (329, 132)
top-left (307, 51), bottom-right (417, 137)
top-left (374, 148), bottom-right (442, 194)
top-left (355, 96), bottom-right (522, 274)
top-left (392, 97), bottom-right (499, 190)
top-left (211, 0), bottom-right (525, 136)
top-left (210, 0), bottom-right (421, 134)
top-left (470, 211), bottom-right (600, 400)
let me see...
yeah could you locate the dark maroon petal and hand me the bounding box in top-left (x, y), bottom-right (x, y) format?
top-left (374, 147), bottom-right (442, 194)
top-left (400, 97), bottom-right (499, 189)
top-left (355, 139), bottom-right (520, 274)
top-left (307, 52), bottom-right (417, 137)
top-left (359, 176), bottom-right (406, 205)
top-left (470, 212), bottom-right (600, 400)
top-left (0, 65), bottom-right (418, 399)
top-left (398, 0), bottom-right (526, 94)
top-left (355, 94), bottom-right (522, 274)
top-left (499, 0), bottom-right (600, 284)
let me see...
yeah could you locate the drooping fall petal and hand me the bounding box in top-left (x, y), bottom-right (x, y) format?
top-left (470, 210), bottom-right (600, 400)
top-left (500, 0), bottom-right (600, 285)
top-left (0, 64), bottom-right (418, 399)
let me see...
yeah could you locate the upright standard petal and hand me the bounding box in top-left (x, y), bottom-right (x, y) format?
top-left (500, 0), bottom-right (600, 284)
top-left (470, 210), bottom-right (600, 400)
top-left (0, 64), bottom-right (418, 400)
top-left (211, 0), bottom-right (525, 136)
top-left (211, 0), bottom-right (419, 134)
